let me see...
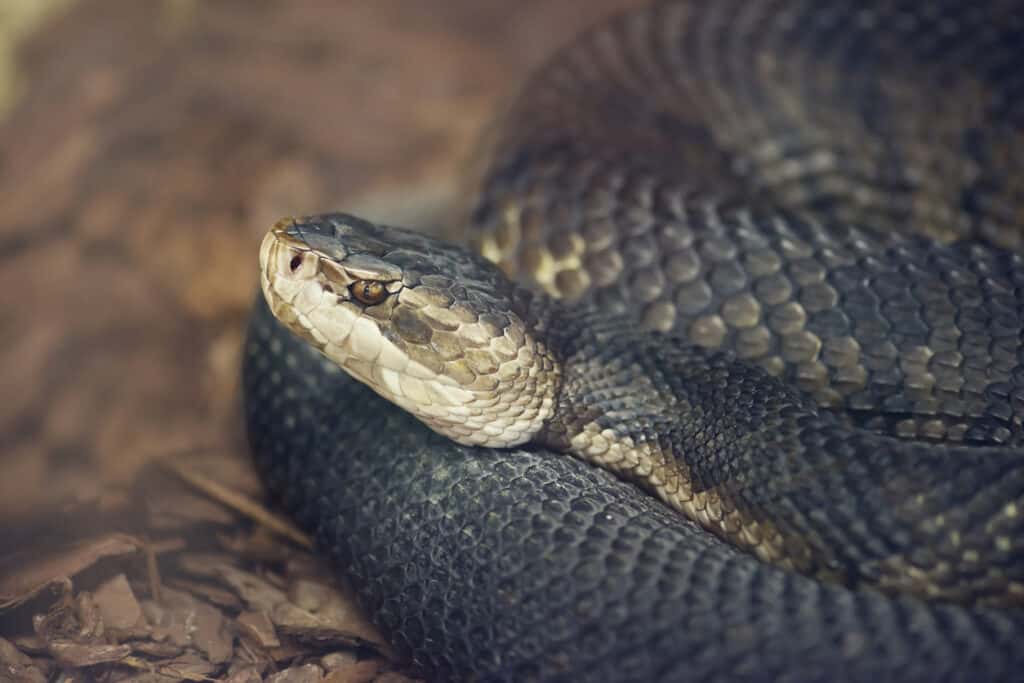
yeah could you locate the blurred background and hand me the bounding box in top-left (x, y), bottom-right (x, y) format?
top-left (0, 1), bottom-right (642, 680)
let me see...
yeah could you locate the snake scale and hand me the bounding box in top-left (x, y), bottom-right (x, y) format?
top-left (243, 0), bottom-right (1024, 680)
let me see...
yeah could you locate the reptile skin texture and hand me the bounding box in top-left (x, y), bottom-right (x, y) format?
top-left (245, 300), bottom-right (1024, 681)
top-left (245, 0), bottom-right (1024, 680)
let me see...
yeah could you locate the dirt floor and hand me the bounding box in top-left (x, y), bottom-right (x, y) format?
top-left (0, 1), bottom-right (643, 680)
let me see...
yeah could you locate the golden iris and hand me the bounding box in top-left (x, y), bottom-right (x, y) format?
top-left (350, 280), bottom-right (388, 305)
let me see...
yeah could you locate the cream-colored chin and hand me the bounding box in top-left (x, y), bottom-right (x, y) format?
top-left (265, 285), bottom-right (546, 449)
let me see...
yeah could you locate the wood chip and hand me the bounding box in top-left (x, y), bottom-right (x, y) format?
top-left (265, 640), bottom-right (306, 663)
top-left (11, 635), bottom-right (47, 655)
top-left (0, 534), bottom-right (139, 610)
top-left (78, 592), bottom-right (105, 639)
top-left (31, 598), bottom-right (129, 668)
top-left (319, 651), bottom-right (382, 683)
top-left (288, 579), bottom-right (333, 613)
top-left (115, 652), bottom-right (219, 681)
top-left (164, 459), bottom-right (311, 548)
top-left (128, 640), bottom-right (183, 658)
top-left (141, 588), bottom-right (232, 663)
top-left (168, 578), bottom-right (243, 609)
top-left (225, 666), bottom-right (265, 683)
top-left (320, 651), bottom-right (359, 671)
top-left (190, 601), bottom-right (233, 664)
top-left (236, 610), bottom-right (280, 649)
top-left (47, 640), bottom-right (132, 667)
top-left (142, 600), bottom-right (191, 649)
top-left (0, 636), bottom-right (47, 683)
top-left (219, 527), bottom-right (309, 564)
top-left (178, 555), bottom-right (289, 614)
top-left (156, 651), bottom-right (217, 678)
top-left (108, 673), bottom-right (180, 683)
top-left (93, 573), bottom-right (149, 636)
top-left (267, 663), bottom-right (325, 683)
top-left (174, 553), bottom-right (239, 578)
top-left (272, 603), bottom-right (378, 650)
top-left (147, 488), bottom-right (240, 530)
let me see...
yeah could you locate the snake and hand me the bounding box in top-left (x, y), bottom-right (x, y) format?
top-left (243, 0), bottom-right (1024, 680)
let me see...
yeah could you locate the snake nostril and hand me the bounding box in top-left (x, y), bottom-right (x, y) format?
top-left (289, 254), bottom-right (303, 272)
top-left (322, 283), bottom-right (334, 294)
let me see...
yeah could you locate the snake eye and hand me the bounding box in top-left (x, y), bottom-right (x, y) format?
top-left (350, 280), bottom-right (388, 305)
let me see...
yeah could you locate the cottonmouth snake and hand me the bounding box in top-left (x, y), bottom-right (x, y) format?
top-left (243, 0), bottom-right (1024, 680)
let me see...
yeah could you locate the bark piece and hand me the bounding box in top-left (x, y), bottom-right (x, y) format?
top-left (0, 534), bottom-right (139, 610)
top-left (47, 640), bottom-right (132, 667)
top-left (0, 636), bottom-right (48, 683)
top-left (268, 663), bottom-right (325, 683)
top-left (93, 573), bottom-right (149, 637)
top-left (319, 651), bottom-right (382, 683)
top-left (190, 600), bottom-right (234, 664)
top-left (236, 610), bottom-right (280, 648)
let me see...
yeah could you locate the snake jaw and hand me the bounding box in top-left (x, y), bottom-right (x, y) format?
top-left (258, 213), bottom-right (564, 448)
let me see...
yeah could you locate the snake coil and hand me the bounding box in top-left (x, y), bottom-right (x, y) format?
top-left (245, 1), bottom-right (1024, 680)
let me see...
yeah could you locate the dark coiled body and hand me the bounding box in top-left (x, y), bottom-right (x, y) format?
top-left (245, 0), bottom-right (1024, 680)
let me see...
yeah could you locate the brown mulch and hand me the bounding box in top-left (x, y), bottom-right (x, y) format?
top-left (0, 1), bottom-right (643, 680)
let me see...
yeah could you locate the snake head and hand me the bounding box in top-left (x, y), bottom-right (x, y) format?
top-left (259, 213), bottom-right (561, 447)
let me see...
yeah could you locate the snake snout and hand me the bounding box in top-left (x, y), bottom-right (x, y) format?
top-left (260, 230), bottom-right (317, 282)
